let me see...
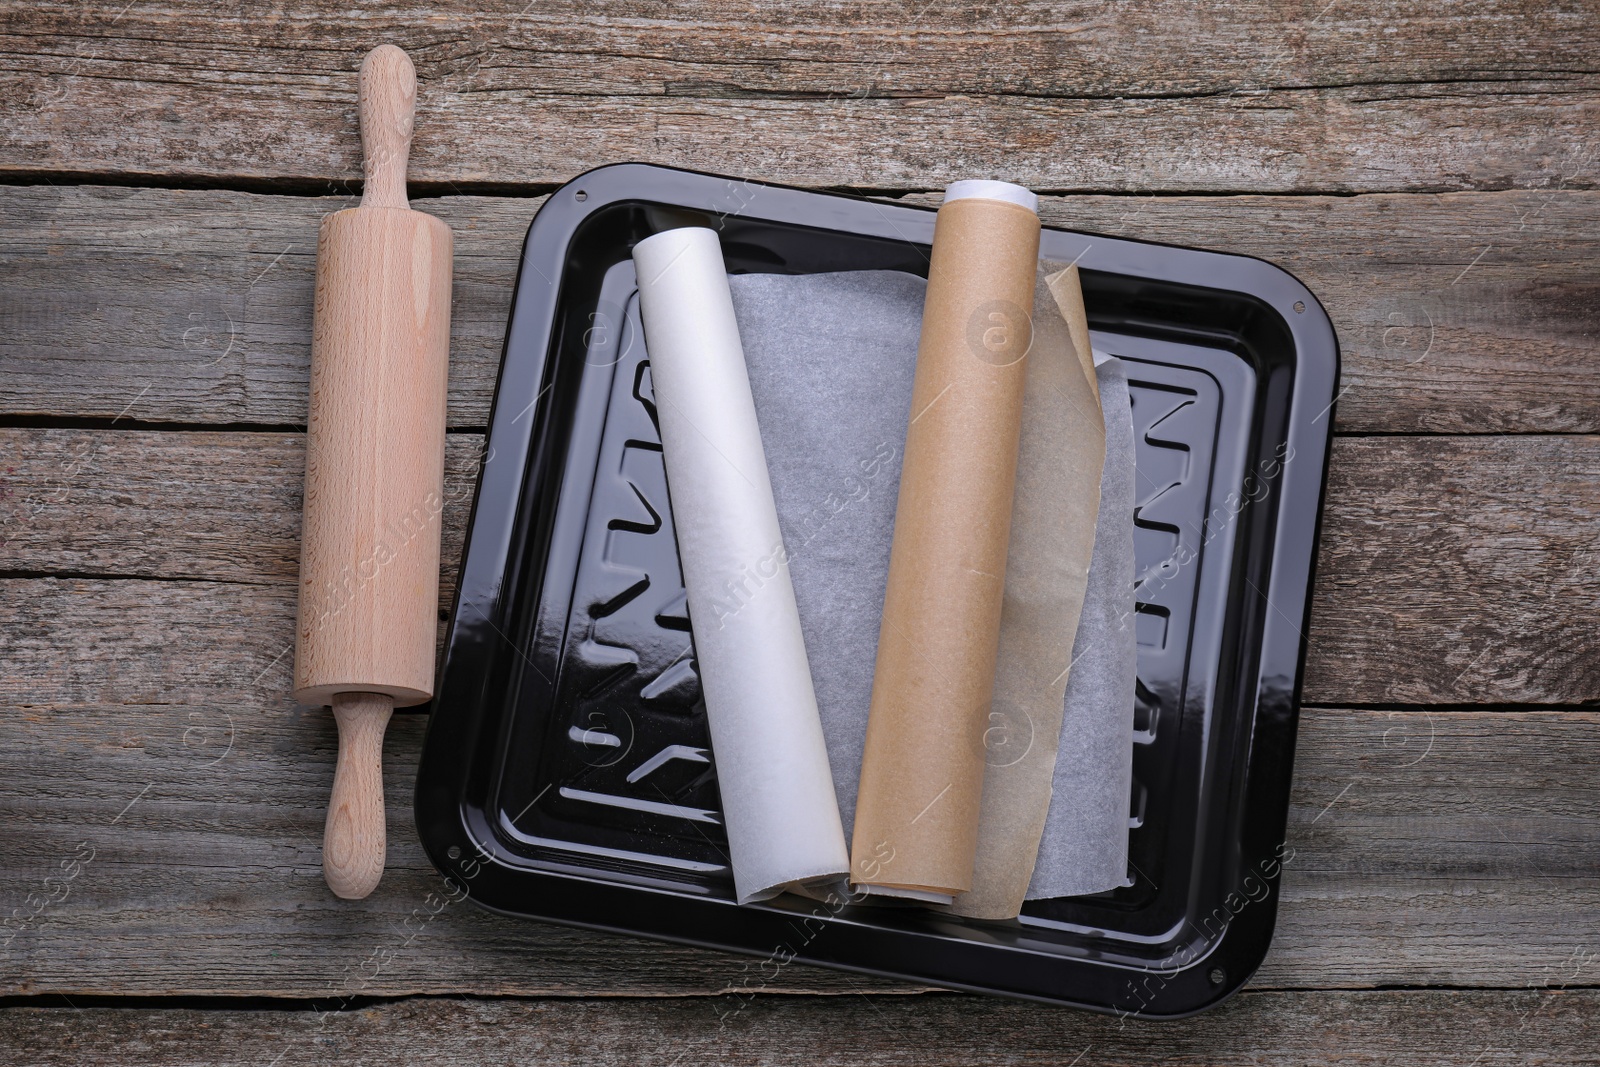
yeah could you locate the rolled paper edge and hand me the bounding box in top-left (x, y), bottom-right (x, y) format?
top-left (1044, 261), bottom-right (1101, 407)
top-left (740, 874), bottom-right (853, 907)
top-left (860, 885), bottom-right (956, 905)
top-left (943, 179), bottom-right (1039, 213)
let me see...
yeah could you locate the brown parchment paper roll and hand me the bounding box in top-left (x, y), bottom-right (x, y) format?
top-left (850, 184), bottom-right (1040, 898)
top-left (947, 263), bottom-right (1106, 920)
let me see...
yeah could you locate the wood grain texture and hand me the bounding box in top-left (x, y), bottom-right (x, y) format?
top-left (6, 990), bottom-right (1600, 1066)
top-left (0, 696), bottom-right (1595, 996)
top-left (322, 693), bottom-right (393, 900)
top-left (3, 429), bottom-right (1596, 707)
top-left (0, 186), bottom-right (511, 431)
top-left (1029, 191), bottom-right (1600, 435)
top-left (0, 430), bottom-right (480, 604)
top-left (0, 1), bottom-right (1595, 192)
top-left (355, 45), bottom-right (417, 213)
top-left (295, 195), bottom-right (452, 707)
top-left (2, 185), bottom-right (1595, 434)
top-left (1305, 434), bottom-right (1600, 706)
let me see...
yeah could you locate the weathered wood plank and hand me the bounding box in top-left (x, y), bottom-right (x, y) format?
top-left (2, 185), bottom-right (1597, 434)
top-left (1035, 191), bottom-right (1598, 435)
top-left (2, 983), bottom-right (1599, 1066)
top-left (0, 187), bottom-right (518, 432)
top-left (1268, 707), bottom-right (1600, 989)
top-left (11, 0), bottom-right (1598, 103)
top-left (0, 680), bottom-right (1596, 995)
top-left (0, 2), bottom-right (1595, 192)
top-left (1305, 434), bottom-right (1600, 706)
top-left (0, 430), bottom-right (482, 611)
top-left (4, 430), bottom-right (1597, 706)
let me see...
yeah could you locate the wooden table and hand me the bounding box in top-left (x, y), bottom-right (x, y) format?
top-left (2, 3), bottom-right (1596, 1062)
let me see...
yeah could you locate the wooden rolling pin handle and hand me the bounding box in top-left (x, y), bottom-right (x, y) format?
top-left (323, 692), bottom-right (394, 899)
top-left (358, 44), bottom-right (415, 211)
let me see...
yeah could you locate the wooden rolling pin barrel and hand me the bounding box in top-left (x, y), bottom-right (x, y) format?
top-left (293, 44), bottom-right (453, 899)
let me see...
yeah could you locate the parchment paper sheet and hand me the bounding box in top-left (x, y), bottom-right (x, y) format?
top-left (1025, 357), bottom-right (1138, 900)
top-left (731, 271), bottom-right (924, 841)
top-left (632, 228), bottom-right (849, 905)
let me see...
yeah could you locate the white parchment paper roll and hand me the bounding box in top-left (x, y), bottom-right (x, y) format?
top-left (631, 227), bottom-right (850, 904)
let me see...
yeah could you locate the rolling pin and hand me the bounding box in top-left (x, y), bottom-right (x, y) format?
top-left (293, 44), bottom-right (453, 900)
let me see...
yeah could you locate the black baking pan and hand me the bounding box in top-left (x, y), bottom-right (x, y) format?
top-left (414, 163), bottom-right (1338, 1018)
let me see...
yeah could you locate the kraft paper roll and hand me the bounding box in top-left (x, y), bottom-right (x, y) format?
top-left (850, 183), bottom-right (1041, 899)
top-left (947, 264), bottom-right (1106, 920)
top-left (631, 226), bottom-right (850, 905)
